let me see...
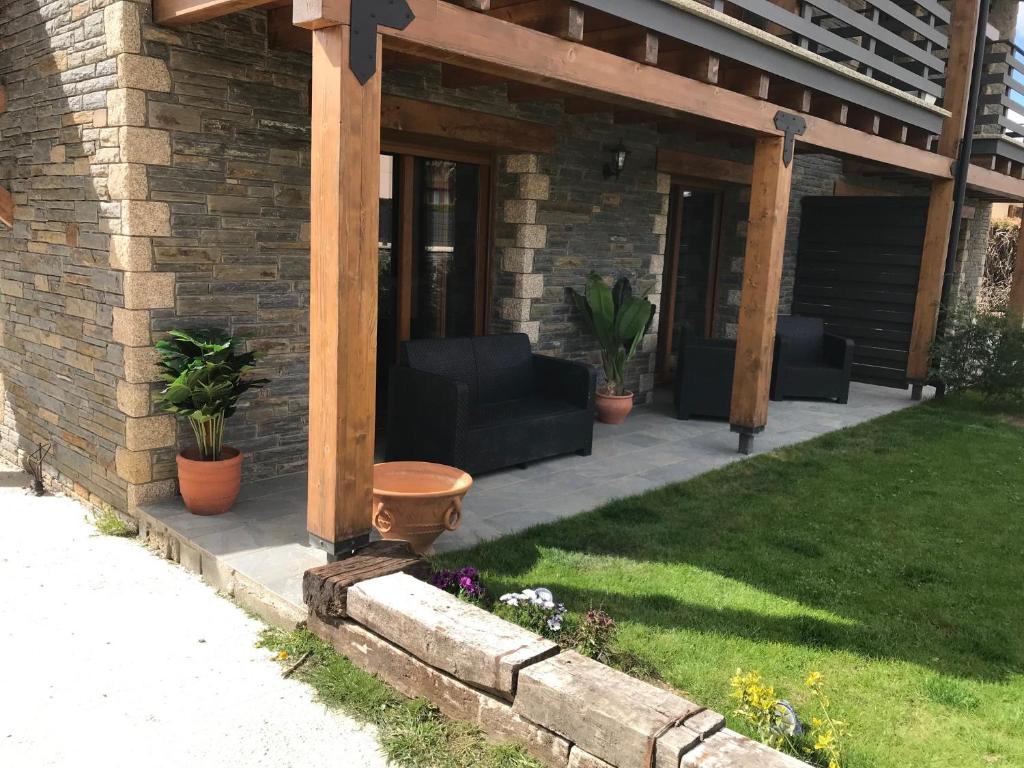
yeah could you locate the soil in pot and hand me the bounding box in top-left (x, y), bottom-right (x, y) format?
top-left (595, 391), bottom-right (634, 425)
top-left (176, 447), bottom-right (243, 516)
top-left (372, 461), bottom-right (473, 554)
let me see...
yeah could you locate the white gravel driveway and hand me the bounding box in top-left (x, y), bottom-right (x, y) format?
top-left (0, 470), bottom-right (387, 768)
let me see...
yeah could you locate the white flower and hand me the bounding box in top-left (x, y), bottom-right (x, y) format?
top-left (541, 600), bottom-right (555, 610)
top-left (499, 593), bottom-right (520, 607)
top-left (534, 587), bottom-right (553, 603)
top-left (547, 615), bottom-right (562, 632)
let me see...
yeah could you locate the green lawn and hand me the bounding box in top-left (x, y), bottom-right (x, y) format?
top-left (441, 397), bottom-right (1024, 768)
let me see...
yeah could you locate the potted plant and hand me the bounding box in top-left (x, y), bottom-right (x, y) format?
top-left (155, 329), bottom-right (267, 515)
top-left (569, 272), bottom-right (655, 424)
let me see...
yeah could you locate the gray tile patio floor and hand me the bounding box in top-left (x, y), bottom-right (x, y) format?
top-left (141, 382), bottom-right (929, 611)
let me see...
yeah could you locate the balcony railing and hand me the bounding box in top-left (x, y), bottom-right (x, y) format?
top-left (709, 0), bottom-right (949, 104)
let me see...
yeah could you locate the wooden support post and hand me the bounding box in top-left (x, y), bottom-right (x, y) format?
top-left (907, 180), bottom-right (955, 393)
top-left (1008, 223), bottom-right (1024, 323)
top-left (729, 136), bottom-right (793, 454)
top-left (307, 23), bottom-right (382, 558)
top-left (906, 0), bottom-right (981, 393)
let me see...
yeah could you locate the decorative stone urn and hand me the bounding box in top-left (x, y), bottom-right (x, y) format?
top-left (371, 461), bottom-right (473, 554)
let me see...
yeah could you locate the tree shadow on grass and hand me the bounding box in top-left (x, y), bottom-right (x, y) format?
top-left (446, 401), bottom-right (1024, 682)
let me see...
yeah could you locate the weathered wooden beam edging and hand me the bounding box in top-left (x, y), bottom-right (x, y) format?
top-left (0, 186), bottom-right (13, 228)
top-left (347, 572), bottom-right (560, 700)
top-left (302, 540), bottom-right (431, 620)
top-left (302, 562), bottom-right (815, 768)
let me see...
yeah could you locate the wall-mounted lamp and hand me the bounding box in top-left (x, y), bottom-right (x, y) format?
top-left (603, 139), bottom-right (630, 180)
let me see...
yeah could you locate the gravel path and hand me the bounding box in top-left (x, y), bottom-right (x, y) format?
top-left (0, 471), bottom-right (388, 768)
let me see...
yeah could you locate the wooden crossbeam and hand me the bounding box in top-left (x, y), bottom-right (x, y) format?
top-left (441, 64), bottom-right (504, 88)
top-left (729, 136), bottom-right (793, 454)
top-left (719, 62), bottom-right (770, 100)
top-left (154, 0), bottom-right (281, 25)
top-left (767, 80), bottom-right (811, 113)
top-left (657, 148), bottom-right (752, 186)
top-left (291, 0), bottom-right (955, 182)
top-left (0, 186), bottom-right (12, 228)
top-left (381, 94), bottom-right (555, 153)
top-left (486, 0), bottom-right (584, 41)
top-left (268, 5), bottom-right (312, 52)
top-left (583, 25), bottom-right (658, 66)
top-left (657, 47), bottom-right (719, 84)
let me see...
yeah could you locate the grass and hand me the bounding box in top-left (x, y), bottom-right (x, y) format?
top-left (258, 628), bottom-right (542, 768)
top-left (440, 396), bottom-right (1024, 768)
top-left (91, 506), bottom-right (138, 537)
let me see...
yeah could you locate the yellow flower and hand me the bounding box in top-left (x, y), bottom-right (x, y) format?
top-left (805, 671), bottom-right (824, 688)
top-left (276, 649), bottom-right (289, 660)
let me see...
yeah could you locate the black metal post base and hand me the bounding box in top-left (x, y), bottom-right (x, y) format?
top-left (730, 425), bottom-right (763, 456)
top-left (910, 383), bottom-right (924, 402)
top-left (310, 531), bottom-right (372, 562)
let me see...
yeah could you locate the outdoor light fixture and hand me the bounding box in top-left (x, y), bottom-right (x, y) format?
top-left (603, 140), bottom-right (630, 179)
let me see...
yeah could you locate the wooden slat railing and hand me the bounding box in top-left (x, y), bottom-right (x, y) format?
top-left (717, 0), bottom-right (948, 103)
top-left (978, 39), bottom-right (1024, 141)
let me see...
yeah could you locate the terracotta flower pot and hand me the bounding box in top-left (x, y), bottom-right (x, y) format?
top-left (371, 461), bottom-right (473, 554)
top-left (595, 391), bottom-right (634, 425)
top-left (176, 447), bottom-right (243, 516)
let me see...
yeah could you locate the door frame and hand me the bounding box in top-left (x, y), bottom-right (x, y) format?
top-left (381, 140), bottom-right (494, 359)
top-left (655, 181), bottom-right (725, 381)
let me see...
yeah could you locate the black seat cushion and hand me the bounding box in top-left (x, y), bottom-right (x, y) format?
top-left (776, 316), bottom-right (824, 365)
top-left (472, 334), bottom-right (535, 404)
top-left (401, 337), bottom-right (478, 404)
top-left (472, 396), bottom-right (578, 428)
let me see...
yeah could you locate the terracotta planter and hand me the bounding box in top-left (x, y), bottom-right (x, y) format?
top-left (371, 461), bottom-right (473, 554)
top-left (595, 391), bottom-right (634, 425)
top-left (176, 447), bottom-right (243, 516)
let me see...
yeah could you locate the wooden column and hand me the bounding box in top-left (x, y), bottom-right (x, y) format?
top-left (1009, 225), bottom-right (1024, 323)
top-left (729, 136), bottom-right (793, 454)
top-left (307, 23), bottom-right (382, 557)
top-left (905, 0), bottom-right (981, 398)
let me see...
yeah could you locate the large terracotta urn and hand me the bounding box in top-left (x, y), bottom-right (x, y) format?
top-left (176, 447), bottom-right (243, 515)
top-left (371, 461), bottom-right (473, 554)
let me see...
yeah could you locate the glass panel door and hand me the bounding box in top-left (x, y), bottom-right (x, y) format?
top-left (410, 159), bottom-right (482, 340)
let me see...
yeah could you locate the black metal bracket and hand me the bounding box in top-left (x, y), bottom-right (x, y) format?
top-left (774, 111), bottom-right (806, 168)
top-left (349, 0), bottom-right (415, 85)
top-left (730, 424), bottom-right (764, 456)
top-left (310, 531), bottom-right (372, 562)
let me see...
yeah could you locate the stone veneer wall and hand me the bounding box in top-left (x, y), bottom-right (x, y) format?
top-left (0, 0), bottom-right (180, 509)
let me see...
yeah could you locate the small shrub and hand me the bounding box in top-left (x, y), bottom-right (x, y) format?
top-left (92, 506), bottom-right (137, 537)
top-left (567, 609), bottom-right (617, 664)
top-left (730, 669), bottom-right (845, 768)
top-left (494, 588), bottom-right (568, 640)
top-left (930, 304), bottom-right (1024, 405)
top-left (979, 219), bottom-right (1018, 314)
top-left (430, 566), bottom-right (487, 604)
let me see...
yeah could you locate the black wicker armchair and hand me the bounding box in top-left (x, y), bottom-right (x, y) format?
top-left (673, 328), bottom-right (737, 420)
top-left (385, 334), bottom-right (596, 475)
top-left (770, 316), bottom-right (854, 404)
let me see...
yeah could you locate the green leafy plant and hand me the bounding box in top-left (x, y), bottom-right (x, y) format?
top-left (568, 273), bottom-right (655, 395)
top-left (930, 304), bottom-right (1024, 405)
top-left (155, 329), bottom-right (268, 461)
top-left (567, 609), bottom-right (617, 664)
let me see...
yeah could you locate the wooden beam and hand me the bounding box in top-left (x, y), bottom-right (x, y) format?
top-left (657, 148), bottom-right (752, 186)
top-left (307, 23), bottom-right (382, 556)
top-left (268, 6), bottom-right (312, 53)
top-left (506, 82), bottom-right (563, 103)
top-left (657, 47), bottom-right (719, 84)
top-left (719, 62), bottom-right (770, 100)
top-left (0, 85), bottom-right (6, 114)
top-left (1009, 222), bottom-right (1024, 322)
top-left (906, 180), bottom-right (956, 387)
top-left (768, 80), bottom-right (811, 113)
top-left (0, 186), bottom-right (12, 228)
top-left (729, 136), bottom-right (793, 454)
top-left (380, 94), bottom-right (555, 153)
top-left (308, 0), bottom-right (953, 180)
top-left (937, 0), bottom-right (982, 158)
top-left (487, 0), bottom-right (584, 42)
top-left (154, 0), bottom-right (280, 25)
top-left (583, 26), bottom-right (659, 66)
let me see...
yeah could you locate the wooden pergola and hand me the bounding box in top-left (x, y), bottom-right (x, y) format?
top-left (156, 0), bottom-right (1024, 556)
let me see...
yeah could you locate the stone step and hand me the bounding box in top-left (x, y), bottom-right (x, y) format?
top-left (514, 651), bottom-right (703, 768)
top-left (346, 572), bottom-right (559, 700)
